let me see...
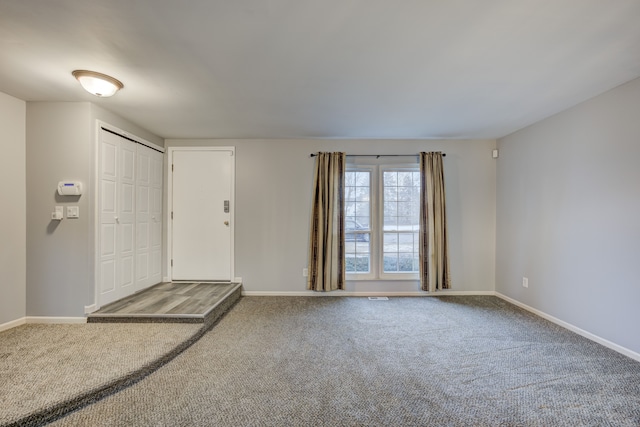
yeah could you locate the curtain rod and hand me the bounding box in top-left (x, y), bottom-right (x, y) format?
top-left (309, 153), bottom-right (445, 158)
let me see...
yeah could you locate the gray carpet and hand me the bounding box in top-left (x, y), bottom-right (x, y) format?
top-left (47, 296), bottom-right (640, 426)
top-left (1, 287), bottom-right (241, 427)
top-left (0, 324), bottom-right (202, 425)
top-left (0, 323), bottom-right (202, 426)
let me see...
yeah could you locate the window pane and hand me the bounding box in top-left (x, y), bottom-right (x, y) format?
top-left (345, 202), bottom-right (356, 217)
top-left (398, 233), bottom-right (414, 251)
top-left (346, 255), bottom-right (356, 272)
top-left (355, 186), bottom-right (369, 201)
top-left (345, 240), bottom-right (356, 253)
top-left (383, 171), bottom-right (397, 186)
top-left (384, 186), bottom-right (397, 201)
top-left (355, 256), bottom-right (369, 272)
top-left (384, 201), bottom-right (397, 218)
top-left (355, 202), bottom-right (369, 217)
top-left (345, 185), bottom-right (356, 201)
top-left (397, 215), bottom-right (414, 226)
top-left (345, 172), bottom-right (356, 186)
top-left (397, 171), bottom-right (413, 186)
top-left (413, 256), bottom-right (420, 272)
top-left (383, 254), bottom-right (398, 272)
top-left (355, 216), bottom-right (370, 229)
top-left (396, 202), bottom-right (412, 218)
top-left (383, 233), bottom-right (398, 252)
top-left (383, 216), bottom-right (397, 230)
top-left (345, 235), bottom-right (370, 274)
top-left (398, 253), bottom-right (414, 272)
top-left (397, 186), bottom-right (413, 201)
top-left (355, 172), bottom-right (369, 186)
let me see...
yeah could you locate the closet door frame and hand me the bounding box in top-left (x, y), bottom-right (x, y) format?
top-left (93, 121), bottom-right (165, 310)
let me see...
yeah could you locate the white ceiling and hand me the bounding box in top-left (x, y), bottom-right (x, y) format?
top-left (1, 0), bottom-right (640, 140)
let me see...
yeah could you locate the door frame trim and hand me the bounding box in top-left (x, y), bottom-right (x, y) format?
top-left (166, 146), bottom-right (235, 282)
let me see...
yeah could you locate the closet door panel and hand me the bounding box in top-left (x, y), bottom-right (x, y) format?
top-left (150, 150), bottom-right (163, 284)
top-left (98, 133), bottom-right (119, 303)
top-left (118, 140), bottom-right (137, 294)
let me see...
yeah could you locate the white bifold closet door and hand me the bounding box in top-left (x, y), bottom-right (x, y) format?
top-left (136, 146), bottom-right (163, 290)
top-left (98, 128), bottom-right (163, 307)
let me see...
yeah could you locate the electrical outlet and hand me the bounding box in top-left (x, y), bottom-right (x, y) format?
top-left (302, 268), bottom-right (308, 277)
top-left (522, 277), bottom-right (529, 288)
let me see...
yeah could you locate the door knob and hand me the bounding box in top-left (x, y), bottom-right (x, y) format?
top-left (224, 221), bottom-right (229, 226)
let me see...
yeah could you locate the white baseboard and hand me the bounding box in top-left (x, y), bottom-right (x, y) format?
top-left (242, 290), bottom-right (495, 297)
top-left (84, 304), bottom-right (98, 314)
top-left (0, 317), bottom-right (27, 332)
top-left (25, 317), bottom-right (87, 324)
top-left (495, 292), bottom-right (640, 363)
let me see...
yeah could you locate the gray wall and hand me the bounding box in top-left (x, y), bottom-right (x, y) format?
top-left (0, 91), bottom-right (26, 325)
top-left (26, 102), bottom-right (91, 317)
top-left (166, 138), bottom-right (497, 294)
top-left (496, 77), bottom-right (640, 354)
top-left (26, 102), bottom-right (162, 317)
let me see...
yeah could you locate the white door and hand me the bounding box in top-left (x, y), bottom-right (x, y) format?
top-left (98, 132), bottom-right (118, 302)
top-left (149, 149), bottom-right (164, 285)
top-left (97, 126), bottom-right (164, 307)
top-left (135, 145), bottom-right (151, 290)
top-left (171, 149), bottom-right (233, 281)
top-left (136, 144), bottom-right (163, 290)
top-left (98, 131), bottom-right (136, 305)
top-left (119, 139), bottom-right (137, 296)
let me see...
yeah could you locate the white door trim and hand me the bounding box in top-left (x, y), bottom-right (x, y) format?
top-left (166, 146), bottom-right (235, 282)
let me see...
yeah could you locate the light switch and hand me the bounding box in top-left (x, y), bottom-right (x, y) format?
top-left (66, 206), bottom-right (79, 219)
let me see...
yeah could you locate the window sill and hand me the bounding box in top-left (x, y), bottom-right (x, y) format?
top-left (346, 275), bottom-right (419, 282)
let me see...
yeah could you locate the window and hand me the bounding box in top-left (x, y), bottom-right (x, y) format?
top-left (345, 165), bottom-right (420, 280)
top-left (345, 169), bottom-right (372, 274)
top-left (382, 170), bottom-right (420, 274)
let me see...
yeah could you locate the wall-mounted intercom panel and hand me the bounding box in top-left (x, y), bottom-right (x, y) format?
top-left (57, 181), bottom-right (83, 196)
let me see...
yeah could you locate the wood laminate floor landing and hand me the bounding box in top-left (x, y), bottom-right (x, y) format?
top-left (87, 282), bottom-right (242, 323)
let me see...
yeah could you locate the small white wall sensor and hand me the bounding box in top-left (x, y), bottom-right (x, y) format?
top-left (51, 206), bottom-right (64, 221)
top-left (57, 181), bottom-right (83, 196)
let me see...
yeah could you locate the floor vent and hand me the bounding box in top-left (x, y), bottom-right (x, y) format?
top-left (368, 297), bottom-right (389, 301)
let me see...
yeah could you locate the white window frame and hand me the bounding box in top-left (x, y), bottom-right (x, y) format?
top-left (345, 165), bottom-right (376, 280)
top-left (345, 163), bottom-right (420, 281)
top-left (378, 164), bottom-right (420, 281)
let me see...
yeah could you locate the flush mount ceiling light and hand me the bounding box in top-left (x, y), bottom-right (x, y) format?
top-left (72, 70), bottom-right (123, 97)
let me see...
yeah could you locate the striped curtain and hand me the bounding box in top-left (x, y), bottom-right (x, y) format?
top-left (307, 152), bottom-right (346, 291)
top-left (419, 152), bottom-right (450, 291)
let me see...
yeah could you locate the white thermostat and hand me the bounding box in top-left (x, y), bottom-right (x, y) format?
top-left (57, 181), bottom-right (83, 196)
